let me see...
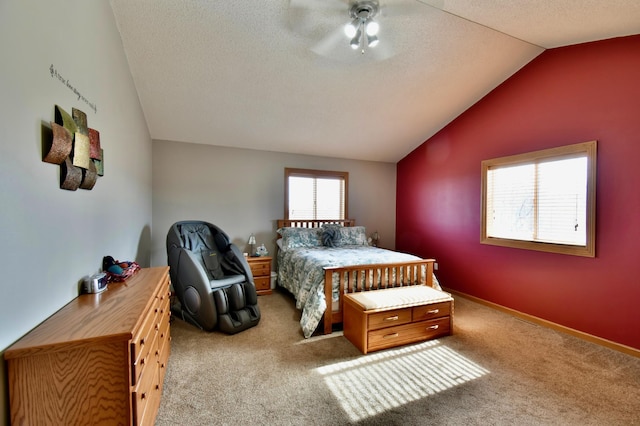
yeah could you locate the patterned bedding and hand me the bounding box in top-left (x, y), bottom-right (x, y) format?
top-left (277, 245), bottom-right (429, 338)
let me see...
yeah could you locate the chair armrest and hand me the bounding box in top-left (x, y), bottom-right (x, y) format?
top-left (176, 249), bottom-right (218, 330)
top-left (178, 250), bottom-right (212, 292)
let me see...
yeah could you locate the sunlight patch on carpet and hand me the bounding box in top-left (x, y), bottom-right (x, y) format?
top-left (315, 340), bottom-right (489, 422)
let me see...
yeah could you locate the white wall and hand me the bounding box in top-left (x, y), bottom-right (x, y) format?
top-left (0, 1), bottom-right (152, 422)
top-left (152, 140), bottom-right (397, 268)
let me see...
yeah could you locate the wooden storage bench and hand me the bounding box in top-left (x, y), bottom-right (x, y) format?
top-left (343, 285), bottom-right (453, 354)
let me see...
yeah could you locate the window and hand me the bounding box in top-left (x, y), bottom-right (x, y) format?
top-left (481, 141), bottom-right (596, 257)
top-left (285, 168), bottom-right (348, 220)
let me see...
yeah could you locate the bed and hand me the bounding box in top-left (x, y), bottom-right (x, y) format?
top-left (276, 219), bottom-right (440, 338)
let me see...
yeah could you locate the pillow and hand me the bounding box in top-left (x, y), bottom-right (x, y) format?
top-left (277, 227), bottom-right (322, 251)
top-left (336, 226), bottom-right (368, 246)
top-left (321, 226), bottom-right (339, 247)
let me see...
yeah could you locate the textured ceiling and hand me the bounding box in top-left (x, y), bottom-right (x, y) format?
top-left (109, 0), bottom-right (640, 162)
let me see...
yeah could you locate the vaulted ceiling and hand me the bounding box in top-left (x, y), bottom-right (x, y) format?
top-left (109, 0), bottom-right (640, 162)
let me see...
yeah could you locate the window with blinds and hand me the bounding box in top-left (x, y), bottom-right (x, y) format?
top-left (285, 168), bottom-right (348, 220)
top-left (481, 141), bottom-right (596, 257)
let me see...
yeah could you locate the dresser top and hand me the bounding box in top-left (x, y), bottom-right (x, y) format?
top-left (5, 266), bottom-right (169, 359)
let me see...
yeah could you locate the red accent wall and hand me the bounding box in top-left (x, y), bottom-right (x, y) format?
top-left (396, 35), bottom-right (640, 350)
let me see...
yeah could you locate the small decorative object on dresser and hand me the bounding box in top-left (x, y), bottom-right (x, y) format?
top-left (247, 255), bottom-right (272, 295)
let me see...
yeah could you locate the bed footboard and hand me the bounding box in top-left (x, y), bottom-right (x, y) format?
top-left (322, 259), bottom-right (436, 335)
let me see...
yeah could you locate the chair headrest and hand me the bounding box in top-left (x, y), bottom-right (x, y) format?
top-left (179, 223), bottom-right (214, 252)
top-left (177, 222), bottom-right (231, 253)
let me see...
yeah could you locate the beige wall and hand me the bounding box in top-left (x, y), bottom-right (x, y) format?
top-left (152, 140), bottom-right (397, 268)
top-left (0, 2), bottom-right (152, 423)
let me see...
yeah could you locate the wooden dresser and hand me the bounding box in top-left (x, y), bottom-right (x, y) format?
top-left (343, 285), bottom-right (453, 354)
top-left (4, 266), bottom-right (171, 426)
top-left (247, 256), bottom-right (272, 295)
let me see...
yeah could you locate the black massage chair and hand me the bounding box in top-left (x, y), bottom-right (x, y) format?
top-left (166, 220), bottom-right (260, 334)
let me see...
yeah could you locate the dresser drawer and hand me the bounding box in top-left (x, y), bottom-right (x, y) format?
top-left (157, 304), bottom-right (171, 362)
top-left (158, 330), bottom-right (171, 385)
top-left (250, 261), bottom-right (270, 276)
top-left (367, 317), bottom-right (451, 352)
top-left (132, 346), bottom-right (158, 426)
top-left (413, 301), bottom-right (451, 321)
top-left (131, 311), bottom-right (157, 385)
top-left (368, 308), bottom-right (412, 331)
top-left (254, 276), bottom-right (270, 291)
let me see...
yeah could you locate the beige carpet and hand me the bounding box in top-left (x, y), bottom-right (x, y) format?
top-left (156, 290), bottom-right (640, 425)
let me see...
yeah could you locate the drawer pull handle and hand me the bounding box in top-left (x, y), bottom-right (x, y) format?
top-left (427, 325), bottom-right (439, 330)
top-left (384, 315), bottom-right (399, 321)
top-left (427, 309), bottom-right (439, 315)
top-left (383, 333), bottom-right (399, 339)
top-left (141, 392), bottom-right (147, 400)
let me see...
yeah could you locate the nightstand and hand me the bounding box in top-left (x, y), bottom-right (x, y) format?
top-left (247, 256), bottom-right (272, 295)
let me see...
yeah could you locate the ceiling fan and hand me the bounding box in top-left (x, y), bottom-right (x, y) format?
top-left (344, 1), bottom-right (381, 53)
top-left (287, 0), bottom-right (439, 62)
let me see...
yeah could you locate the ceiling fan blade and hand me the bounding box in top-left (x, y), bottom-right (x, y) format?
top-left (310, 27), bottom-right (348, 57)
top-left (289, 0), bottom-right (349, 11)
top-left (287, 0), bottom-right (351, 38)
top-left (378, 0), bottom-right (441, 17)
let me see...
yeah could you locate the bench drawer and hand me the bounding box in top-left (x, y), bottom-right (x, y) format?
top-left (413, 301), bottom-right (451, 321)
top-left (368, 308), bottom-right (412, 330)
top-left (367, 317), bottom-right (451, 352)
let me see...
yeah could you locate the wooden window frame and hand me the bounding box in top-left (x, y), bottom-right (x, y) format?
top-left (480, 141), bottom-right (597, 257)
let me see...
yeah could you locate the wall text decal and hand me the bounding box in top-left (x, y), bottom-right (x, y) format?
top-left (49, 64), bottom-right (97, 114)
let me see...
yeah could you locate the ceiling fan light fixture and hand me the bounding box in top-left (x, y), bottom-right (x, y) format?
top-left (350, 30), bottom-right (361, 49)
top-left (344, 18), bottom-right (359, 38)
top-left (367, 34), bottom-right (379, 47)
top-left (365, 19), bottom-right (379, 36)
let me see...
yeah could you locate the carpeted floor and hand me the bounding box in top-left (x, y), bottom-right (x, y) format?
top-left (155, 289), bottom-right (640, 425)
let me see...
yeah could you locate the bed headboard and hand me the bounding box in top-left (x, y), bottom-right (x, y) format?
top-left (276, 219), bottom-right (355, 229)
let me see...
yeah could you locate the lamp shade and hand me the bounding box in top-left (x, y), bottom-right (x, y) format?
top-left (248, 234), bottom-right (256, 245)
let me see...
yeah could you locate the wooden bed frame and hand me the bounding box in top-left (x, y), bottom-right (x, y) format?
top-left (276, 219), bottom-right (436, 335)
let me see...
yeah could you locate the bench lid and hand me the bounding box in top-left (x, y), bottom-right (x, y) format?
top-left (346, 285), bottom-right (453, 311)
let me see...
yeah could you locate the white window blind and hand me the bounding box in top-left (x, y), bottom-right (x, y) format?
top-left (288, 175), bottom-right (345, 220)
top-left (486, 156), bottom-right (587, 246)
